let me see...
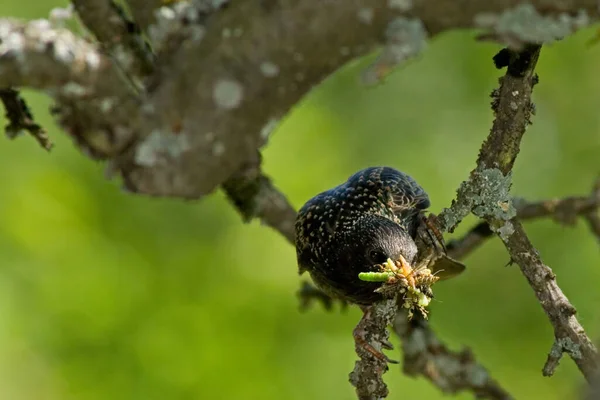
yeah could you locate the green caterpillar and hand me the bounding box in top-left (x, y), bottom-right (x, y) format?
top-left (358, 271), bottom-right (394, 282)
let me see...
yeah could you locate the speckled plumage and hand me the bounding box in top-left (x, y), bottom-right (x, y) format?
top-left (295, 166), bottom-right (432, 305)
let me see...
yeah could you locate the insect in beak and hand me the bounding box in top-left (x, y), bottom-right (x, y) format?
top-left (395, 254), bottom-right (416, 289)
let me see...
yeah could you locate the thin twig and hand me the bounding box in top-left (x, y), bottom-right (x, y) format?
top-left (585, 369), bottom-right (600, 400)
top-left (349, 300), bottom-right (398, 400)
top-left (447, 185), bottom-right (600, 260)
top-left (222, 152), bottom-right (297, 243)
top-left (584, 179), bottom-right (600, 246)
top-left (438, 45), bottom-right (599, 381)
top-left (297, 281), bottom-right (347, 312)
top-left (585, 213), bottom-right (600, 246)
top-left (0, 88), bottom-right (52, 150)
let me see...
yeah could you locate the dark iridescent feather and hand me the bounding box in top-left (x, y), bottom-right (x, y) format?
top-left (296, 167), bottom-right (457, 305)
top-left (295, 166), bottom-right (466, 305)
top-left (295, 166), bottom-right (429, 254)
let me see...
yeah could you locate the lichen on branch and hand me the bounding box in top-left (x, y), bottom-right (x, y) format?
top-left (437, 44), bottom-right (599, 381)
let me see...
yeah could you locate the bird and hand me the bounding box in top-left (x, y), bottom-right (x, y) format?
top-left (295, 166), bottom-right (465, 362)
top-left (295, 166), bottom-right (463, 305)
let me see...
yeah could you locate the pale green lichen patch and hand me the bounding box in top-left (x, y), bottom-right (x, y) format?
top-left (135, 129), bottom-right (191, 166)
top-left (60, 82), bottom-right (89, 97)
top-left (495, 220), bottom-right (515, 240)
top-left (213, 79), bottom-right (244, 109)
top-left (469, 168), bottom-right (516, 220)
top-left (259, 61), bottom-right (279, 78)
top-left (438, 168), bottom-right (516, 232)
top-left (465, 364), bottom-right (490, 387)
top-left (361, 17), bottom-right (427, 85)
top-left (475, 4), bottom-right (591, 47)
top-left (149, 3), bottom-right (206, 51)
top-left (438, 197), bottom-right (472, 233)
top-left (212, 141), bottom-right (225, 156)
top-left (554, 337), bottom-right (582, 359)
top-left (49, 4), bottom-right (74, 26)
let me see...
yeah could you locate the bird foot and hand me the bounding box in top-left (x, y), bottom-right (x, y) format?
top-left (353, 307), bottom-right (399, 364)
top-left (353, 327), bottom-right (399, 364)
top-left (421, 213), bottom-right (447, 253)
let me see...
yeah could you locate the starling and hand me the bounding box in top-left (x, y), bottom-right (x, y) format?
top-left (295, 166), bottom-right (465, 362)
top-left (295, 166), bottom-right (465, 306)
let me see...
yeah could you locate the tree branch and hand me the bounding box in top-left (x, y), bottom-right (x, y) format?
top-left (2, 2), bottom-right (599, 198)
top-left (586, 369), bottom-right (600, 400)
top-left (0, 18), bottom-right (141, 158)
top-left (72, 0), bottom-right (155, 79)
top-left (585, 213), bottom-right (600, 246)
top-left (349, 300), bottom-right (398, 400)
top-left (0, 87), bottom-right (52, 150)
top-left (437, 45), bottom-right (599, 381)
top-left (222, 152), bottom-right (296, 242)
top-left (124, 0), bottom-right (163, 33)
top-left (119, 1), bottom-right (598, 198)
top-left (447, 182), bottom-right (600, 260)
top-left (584, 179), bottom-right (600, 245)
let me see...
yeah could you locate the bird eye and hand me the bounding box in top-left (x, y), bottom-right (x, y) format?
top-left (368, 250), bottom-right (388, 264)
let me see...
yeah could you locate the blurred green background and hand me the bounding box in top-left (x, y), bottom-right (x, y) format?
top-left (1, 2), bottom-right (600, 400)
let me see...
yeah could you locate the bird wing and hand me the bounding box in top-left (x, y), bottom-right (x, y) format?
top-left (295, 167), bottom-right (430, 272)
top-left (346, 167), bottom-right (430, 230)
top-left (295, 192), bottom-right (335, 274)
top-left (373, 166), bottom-right (430, 212)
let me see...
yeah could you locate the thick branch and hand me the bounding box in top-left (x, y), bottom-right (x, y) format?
top-left (2, 3), bottom-right (599, 198)
top-left (124, 0), bottom-right (163, 33)
top-left (72, 0), bottom-right (154, 78)
top-left (349, 301), bottom-right (397, 400)
top-left (0, 19), bottom-right (140, 157)
top-left (114, 1), bottom-right (600, 198)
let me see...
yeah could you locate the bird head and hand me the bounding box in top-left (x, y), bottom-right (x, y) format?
top-left (335, 214), bottom-right (418, 274)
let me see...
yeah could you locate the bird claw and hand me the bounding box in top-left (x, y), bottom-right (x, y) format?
top-left (354, 334), bottom-right (399, 364)
top-left (380, 338), bottom-right (395, 351)
top-left (353, 314), bottom-right (398, 365)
